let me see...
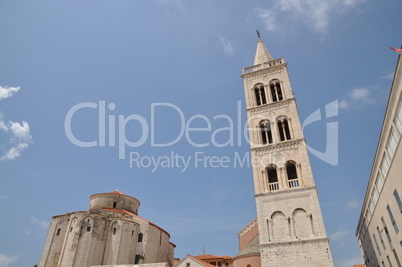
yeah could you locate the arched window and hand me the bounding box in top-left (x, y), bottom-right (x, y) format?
top-left (254, 84), bottom-right (267, 106)
top-left (259, 120), bottom-right (273, 144)
top-left (286, 161), bottom-right (299, 188)
top-left (270, 80), bottom-right (283, 102)
top-left (267, 165), bottom-right (279, 191)
top-left (138, 233), bottom-right (143, 242)
top-left (277, 117), bottom-right (291, 141)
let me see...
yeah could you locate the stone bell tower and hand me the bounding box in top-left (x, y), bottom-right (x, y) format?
top-left (241, 35), bottom-right (334, 266)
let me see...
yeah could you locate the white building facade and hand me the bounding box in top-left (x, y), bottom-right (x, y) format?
top-left (356, 55), bottom-right (402, 267)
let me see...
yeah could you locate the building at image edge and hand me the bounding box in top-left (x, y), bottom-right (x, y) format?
top-left (356, 54), bottom-right (402, 266)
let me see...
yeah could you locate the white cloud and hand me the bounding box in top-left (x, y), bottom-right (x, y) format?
top-left (346, 199), bottom-right (362, 209)
top-left (0, 254), bottom-right (19, 267)
top-left (0, 114), bottom-right (32, 161)
top-left (350, 87), bottom-right (370, 101)
top-left (338, 100), bottom-right (350, 110)
top-left (0, 86), bottom-right (20, 101)
top-left (382, 71), bottom-right (395, 80)
top-left (0, 85), bottom-right (32, 161)
top-left (256, 0), bottom-right (367, 35)
top-left (218, 36), bottom-right (234, 55)
top-left (31, 217), bottom-right (50, 229)
top-left (339, 87), bottom-right (375, 110)
top-left (330, 230), bottom-right (349, 242)
top-left (256, 8), bottom-right (277, 32)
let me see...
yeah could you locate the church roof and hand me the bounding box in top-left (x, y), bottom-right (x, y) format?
top-left (90, 190), bottom-right (141, 204)
top-left (194, 254), bottom-right (233, 260)
top-left (254, 37), bottom-right (273, 65)
top-left (99, 208), bottom-right (171, 238)
top-left (234, 235), bottom-right (260, 258)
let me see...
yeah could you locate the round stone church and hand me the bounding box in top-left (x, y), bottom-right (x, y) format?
top-left (38, 190), bottom-right (175, 267)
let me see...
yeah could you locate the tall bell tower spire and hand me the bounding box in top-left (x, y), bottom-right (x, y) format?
top-left (254, 31), bottom-right (273, 65)
top-left (240, 35), bottom-right (334, 266)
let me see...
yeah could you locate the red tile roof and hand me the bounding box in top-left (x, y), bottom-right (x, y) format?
top-left (191, 256), bottom-right (216, 267)
top-left (194, 254), bottom-right (233, 261)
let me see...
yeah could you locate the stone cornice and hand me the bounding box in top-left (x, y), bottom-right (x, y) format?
top-left (254, 185), bottom-right (317, 200)
top-left (242, 58), bottom-right (286, 77)
top-left (259, 237), bottom-right (330, 246)
top-left (241, 64), bottom-right (286, 80)
top-left (251, 138), bottom-right (305, 155)
top-left (246, 98), bottom-right (294, 115)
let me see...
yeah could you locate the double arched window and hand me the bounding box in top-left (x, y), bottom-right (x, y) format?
top-left (266, 162), bottom-right (300, 192)
top-left (270, 79), bottom-right (283, 102)
top-left (259, 120), bottom-right (273, 144)
top-left (254, 83), bottom-right (266, 106)
top-left (258, 117), bottom-right (292, 145)
top-left (253, 79), bottom-right (285, 106)
top-left (277, 117), bottom-right (291, 141)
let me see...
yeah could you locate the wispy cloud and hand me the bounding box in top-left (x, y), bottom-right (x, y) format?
top-left (256, 8), bottom-right (277, 32)
top-left (346, 199), bottom-right (362, 209)
top-left (24, 227), bottom-right (32, 235)
top-left (0, 113), bottom-right (32, 161)
top-left (31, 216), bottom-right (50, 229)
top-left (330, 230), bottom-right (349, 242)
top-left (0, 86), bottom-right (20, 101)
top-left (218, 36), bottom-right (234, 55)
top-left (0, 86), bottom-right (32, 161)
top-left (339, 87), bottom-right (375, 110)
top-left (382, 71), bottom-right (395, 80)
top-left (0, 253), bottom-right (19, 267)
top-left (256, 0), bottom-right (367, 35)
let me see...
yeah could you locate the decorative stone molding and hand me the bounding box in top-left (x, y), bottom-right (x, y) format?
top-left (247, 98), bottom-right (294, 115)
top-left (238, 218), bottom-right (258, 237)
top-left (243, 67), bottom-right (284, 81)
top-left (252, 139), bottom-right (303, 154)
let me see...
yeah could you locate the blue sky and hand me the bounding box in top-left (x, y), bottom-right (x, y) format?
top-left (0, 0), bottom-right (401, 266)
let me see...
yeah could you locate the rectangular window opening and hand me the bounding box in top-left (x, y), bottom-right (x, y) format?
top-left (387, 205), bottom-right (399, 234)
top-left (393, 249), bottom-right (402, 267)
top-left (394, 190), bottom-right (402, 213)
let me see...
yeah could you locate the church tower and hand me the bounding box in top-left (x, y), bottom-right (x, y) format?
top-left (241, 35), bottom-right (334, 266)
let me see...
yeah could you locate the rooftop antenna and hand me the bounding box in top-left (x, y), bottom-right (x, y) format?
top-left (202, 246), bottom-right (205, 255)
